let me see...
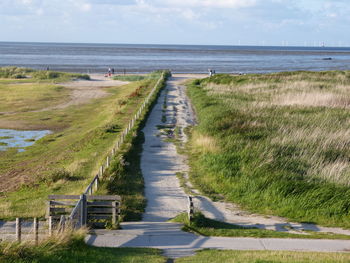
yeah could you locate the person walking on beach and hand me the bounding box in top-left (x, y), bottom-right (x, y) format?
top-left (111, 68), bottom-right (115, 75)
top-left (108, 67), bottom-right (112, 77)
top-left (208, 69), bottom-right (212, 77)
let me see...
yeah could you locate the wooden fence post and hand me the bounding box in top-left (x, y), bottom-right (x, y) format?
top-left (99, 166), bottom-right (104, 177)
top-left (188, 196), bottom-right (194, 222)
top-left (16, 218), bottom-right (21, 243)
top-left (80, 194), bottom-right (87, 227)
top-left (106, 156), bottom-right (110, 168)
top-left (117, 201), bottom-right (122, 222)
top-left (48, 216), bottom-right (53, 236)
top-left (112, 201), bottom-right (117, 226)
top-left (33, 218), bottom-right (39, 245)
top-left (94, 176), bottom-right (99, 191)
top-left (58, 215), bottom-right (66, 233)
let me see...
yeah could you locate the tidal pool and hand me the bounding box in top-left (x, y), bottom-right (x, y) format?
top-left (0, 129), bottom-right (51, 152)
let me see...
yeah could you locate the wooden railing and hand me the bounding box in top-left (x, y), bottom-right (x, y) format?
top-left (48, 194), bottom-right (121, 230)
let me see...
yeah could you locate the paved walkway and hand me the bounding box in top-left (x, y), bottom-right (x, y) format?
top-left (86, 222), bottom-right (350, 258)
top-left (141, 77), bottom-right (189, 222)
top-left (86, 77), bottom-right (350, 258)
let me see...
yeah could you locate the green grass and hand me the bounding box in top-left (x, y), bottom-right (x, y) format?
top-left (0, 71), bottom-right (166, 219)
top-left (113, 71), bottom-right (162, 82)
top-left (0, 83), bottom-right (70, 113)
top-left (176, 250), bottom-right (350, 263)
top-left (0, 232), bottom-right (165, 263)
top-left (113, 75), bottom-right (147, 81)
top-left (171, 213), bottom-right (350, 240)
top-left (186, 71), bottom-right (350, 228)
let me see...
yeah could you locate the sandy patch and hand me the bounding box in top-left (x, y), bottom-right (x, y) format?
top-left (38, 74), bottom-right (128, 111)
top-left (0, 74), bottom-right (128, 115)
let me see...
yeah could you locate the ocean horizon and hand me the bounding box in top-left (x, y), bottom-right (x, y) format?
top-left (1, 41), bottom-right (350, 74)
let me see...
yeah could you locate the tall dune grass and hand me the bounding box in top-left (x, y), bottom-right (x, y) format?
top-left (187, 71), bottom-right (350, 227)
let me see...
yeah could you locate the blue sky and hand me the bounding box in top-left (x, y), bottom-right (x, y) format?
top-left (0, 0), bottom-right (349, 46)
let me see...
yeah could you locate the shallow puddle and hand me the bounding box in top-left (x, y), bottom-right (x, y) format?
top-left (0, 129), bottom-right (51, 152)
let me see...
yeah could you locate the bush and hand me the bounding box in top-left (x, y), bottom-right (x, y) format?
top-left (47, 169), bottom-right (75, 183)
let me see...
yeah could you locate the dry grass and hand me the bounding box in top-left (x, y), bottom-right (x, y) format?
top-left (202, 73), bottom-right (350, 186)
top-left (0, 226), bottom-right (87, 258)
top-left (275, 92), bottom-right (350, 108)
top-left (192, 131), bottom-right (219, 153)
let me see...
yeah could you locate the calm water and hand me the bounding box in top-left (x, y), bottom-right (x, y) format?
top-left (0, 42), bottom-right (350, 74)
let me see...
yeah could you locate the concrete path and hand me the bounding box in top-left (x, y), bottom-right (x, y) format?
top-left (87, 222), bottom-right (350, 258)
top-left (86, 76), bottom-right (350, 258)
top-left (141, 77), bottom-right (190, 221)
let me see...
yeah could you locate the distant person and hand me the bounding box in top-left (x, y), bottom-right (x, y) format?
top-left (112, 68), bottom-right (115, 75)
top-left (208, 69), bottom-right (212, 77)
top-left (108, 68), bottom-right (112, 77)
top-left (46, 66), bottom-right (50, 71)
top-left (213, 69), bottom-right (216, 75)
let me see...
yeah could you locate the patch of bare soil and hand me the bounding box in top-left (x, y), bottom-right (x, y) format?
top-left (38, 74), bottom-right (128, 111)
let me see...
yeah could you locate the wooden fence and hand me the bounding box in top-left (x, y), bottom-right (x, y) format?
top-left (47, 194), bottom-right (121, 229)
top-left (13, 218), bottom-right (40, 244)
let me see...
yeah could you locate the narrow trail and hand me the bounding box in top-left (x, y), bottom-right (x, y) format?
top-left (86, 76), bottom-right (350, 258)
top-left (141, 77), bottom-right (189, 221)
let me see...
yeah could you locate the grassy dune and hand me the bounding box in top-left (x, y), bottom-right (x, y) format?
top-left (0, 71), bottom-right (162, 219)
top-left (187, 71), bottom-right (350, 228)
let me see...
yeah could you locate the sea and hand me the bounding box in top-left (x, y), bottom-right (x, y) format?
top-left (1, 42), bottom-right (350, 74)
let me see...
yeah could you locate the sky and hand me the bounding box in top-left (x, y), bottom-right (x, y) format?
top-left (0, 0), bottom-right (349, 46)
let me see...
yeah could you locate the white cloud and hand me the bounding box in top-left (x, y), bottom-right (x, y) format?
top-left (20, 0), bottom-right (33, 5)
top-left (80, 3), bottom-right (91, 11)
top-left (156, 0), bottom-right (256, 8)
